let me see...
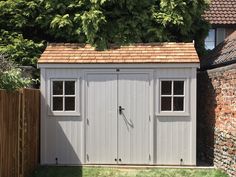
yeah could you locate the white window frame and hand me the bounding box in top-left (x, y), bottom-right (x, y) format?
top-left (49, 78), bottom-right (80, 116)
top-left (157, 78), bottom-right (189, 116)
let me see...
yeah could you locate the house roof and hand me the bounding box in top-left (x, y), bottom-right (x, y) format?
top-left (203, 0), bottom-right (236, 25)
top-left (38, 43), bottom-right (199, 64)
top-left (201, 31), bottom-right (236, 70)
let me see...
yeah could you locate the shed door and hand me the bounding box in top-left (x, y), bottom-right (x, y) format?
top-left (86, 74), bottom-right (118, 164)
top-left (118, 74), bottom-right (150, 164)
top-left (86, 73), bottom-right (150, 164)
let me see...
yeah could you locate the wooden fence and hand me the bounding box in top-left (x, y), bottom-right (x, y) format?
top-left (0, 89), bottom-right (40, 177)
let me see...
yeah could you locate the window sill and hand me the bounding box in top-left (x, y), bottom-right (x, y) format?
top-left (48, 111), bottom-right (81, 117)
top-left (156, 112), bottom-right (190, 117)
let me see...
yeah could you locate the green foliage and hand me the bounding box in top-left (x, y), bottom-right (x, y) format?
top-left (0, 68), bottom-right (32, 91)
top-left (0, 55), bottom-right (32, 91)
top-left (153, 0), bottom-right (186, 26)
top-left (81, 8), bottom-right (107, 48)
top-left (0, 30), bottom-right (44, 66)
top-left (0, 0), bottom-right (210, 66)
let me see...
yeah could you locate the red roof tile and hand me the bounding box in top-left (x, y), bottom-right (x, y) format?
top-left (38, 43), bottom-right (199, 64)
top-left (203, 0), bottom-right (236, 25)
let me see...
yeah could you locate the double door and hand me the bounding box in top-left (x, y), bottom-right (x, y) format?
top-left (86, 72), bottom-right (150, 164)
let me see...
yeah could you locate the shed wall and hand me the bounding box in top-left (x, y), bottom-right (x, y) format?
top-left (155, 68), bottom-right (196, 165)
top-left (40, 66), bottom-right (197, 165)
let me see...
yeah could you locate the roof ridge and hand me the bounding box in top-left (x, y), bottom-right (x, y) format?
top-left (47, 42), bottom-right (195, 47)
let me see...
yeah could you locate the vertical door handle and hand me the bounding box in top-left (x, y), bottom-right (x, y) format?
top-left (119, 106), bottom-right (125, 114)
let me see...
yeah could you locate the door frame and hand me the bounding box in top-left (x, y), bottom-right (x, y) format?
top-left (84, 69), bottom-right (154, 164)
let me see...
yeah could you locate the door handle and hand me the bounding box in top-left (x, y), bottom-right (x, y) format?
top-left (119, 106), bottom-right (125, 114)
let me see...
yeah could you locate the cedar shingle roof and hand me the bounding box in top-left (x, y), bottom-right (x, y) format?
top-left (201, 31), bottom-right (236, 70)
top-left (38, 43), bottom-right (199, 64)
top-left (203, 0), bottom-right (236, 25)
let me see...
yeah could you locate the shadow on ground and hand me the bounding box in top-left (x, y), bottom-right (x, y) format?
top-left (31, 166), bottom-right (82, 177)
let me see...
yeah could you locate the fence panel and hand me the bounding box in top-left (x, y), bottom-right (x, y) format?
top-left (22, 89), bottom-right (40, 177)
top-left (0, 89), bottom-right (40, 177)
top-left (0, 90), bottom-right (20, 177)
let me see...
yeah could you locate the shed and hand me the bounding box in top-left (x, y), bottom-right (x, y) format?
top-left (38, 43), bottom-right (199, 165)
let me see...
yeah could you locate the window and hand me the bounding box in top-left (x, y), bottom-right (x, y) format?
top-left (205, 28), bottom-right (226, 50)
top-left (51, 80), bottom-right (76, 112)
top-left (160, 80), bottom-right (185, 112)
top-left (205, 29), bottom-right (215, 50)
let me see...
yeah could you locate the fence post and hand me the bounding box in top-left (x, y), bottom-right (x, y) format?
top-left (18, 89), bottom-right (24, 177)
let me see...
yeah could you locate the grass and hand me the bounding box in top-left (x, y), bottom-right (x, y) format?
top-left (30, 166), bottom-right (229, 177)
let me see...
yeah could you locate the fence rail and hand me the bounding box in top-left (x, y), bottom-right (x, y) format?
top-left (0, 89), bottom-right (40, 177)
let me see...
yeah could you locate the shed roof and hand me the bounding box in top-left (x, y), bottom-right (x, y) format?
top-left (203, 0), bottom-right (236, 25)
top-left (201, 31), bottom-right (236, 70)
top-left (38, 43), bottom-right (199, 64)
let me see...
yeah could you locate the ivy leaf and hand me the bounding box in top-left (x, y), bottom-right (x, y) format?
top-left (50, 14), bottom-right (73, 29)
top-left (81, 9), bottom-right (106, 44)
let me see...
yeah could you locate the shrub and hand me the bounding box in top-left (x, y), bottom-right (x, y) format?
top-left (0, 54), bottom-right (32, 91)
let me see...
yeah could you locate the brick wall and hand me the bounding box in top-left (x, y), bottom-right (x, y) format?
top-left (197, 64), bottom-right (236, 177)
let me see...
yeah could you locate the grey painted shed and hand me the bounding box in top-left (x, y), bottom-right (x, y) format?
top-left (38, 43), bottom-right (199, 165)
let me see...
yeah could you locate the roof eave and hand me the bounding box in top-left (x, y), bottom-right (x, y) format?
top-left (38, 62), bottom-right (200, 69)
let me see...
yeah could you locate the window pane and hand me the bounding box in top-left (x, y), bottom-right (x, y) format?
top-left (65, 81), bottom-right (75, 95)
top-left (161, 81), bottom-right (172, 95)
top-left (174, 81), bottom-right (184, 95)
top-left (216, 28), bottom-right (225, 45)
top-left (173, 97), bottom-right (184, 111)
top-left (205, 29), bottom-right (215, 41)
top-left (205, 42), bottom-right (215, 50)
top-left (65, 97), bottom-right (75, 111)
top-left (161, 97), bottom-right (172, 111)
top-left (53, 97), bottom-right (63, 111)
top-left (205, 29), bottom-right (215, 50)
top-left (53, 81), bottom-right (63, 95)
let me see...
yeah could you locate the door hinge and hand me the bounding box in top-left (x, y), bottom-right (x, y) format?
top-left (87, 154), bottom-right (89, 161)
top-left (149, 115), bottom-right (151, 122)
top-left (149, 154), bottom-right (151, 161)
top-left (87, 118), bottom-right (89, 125)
